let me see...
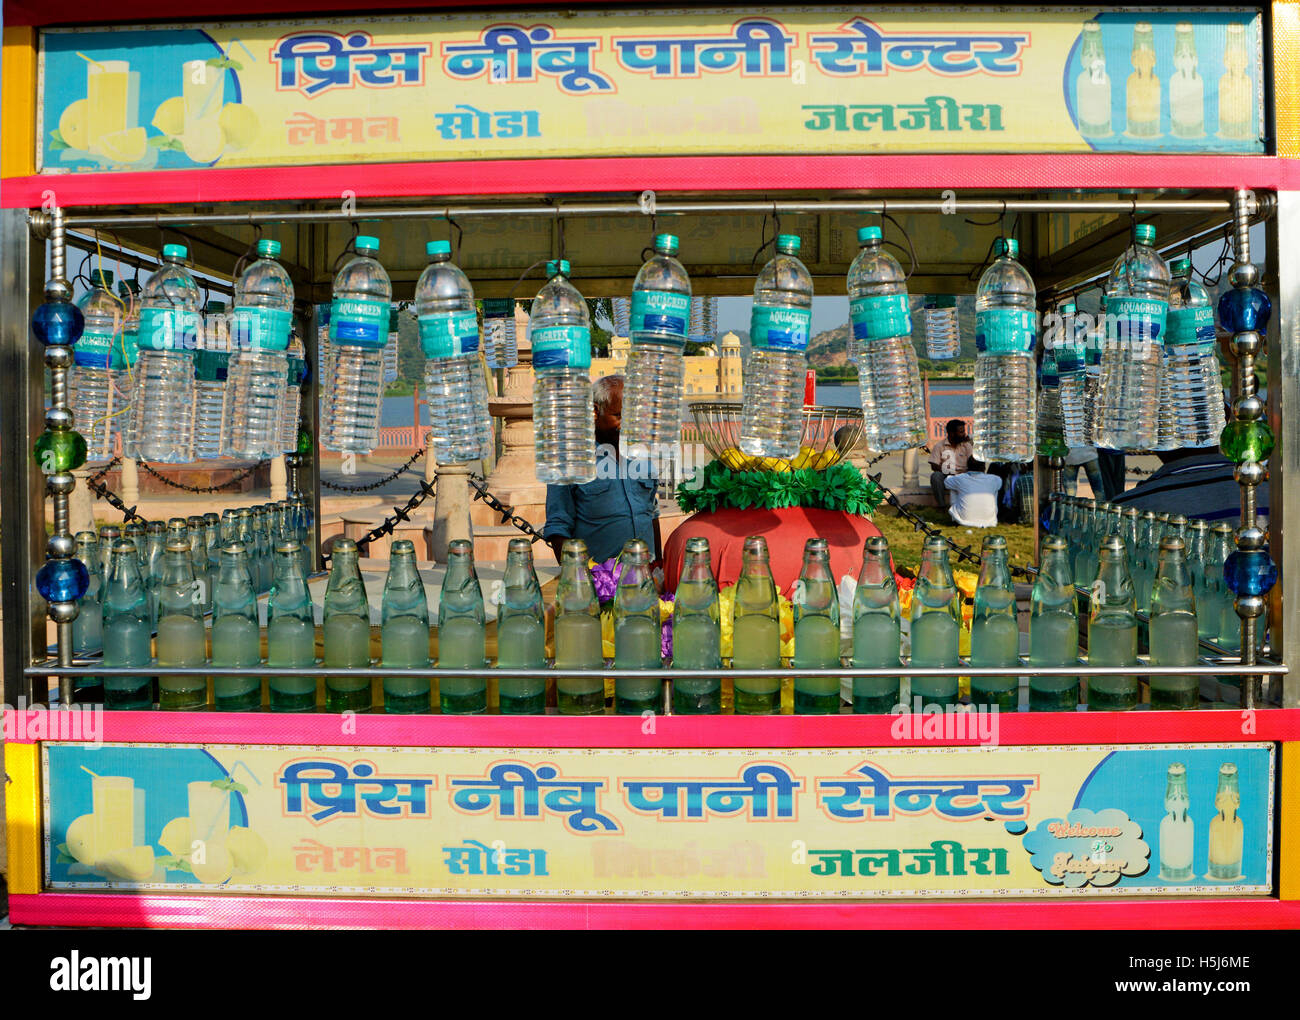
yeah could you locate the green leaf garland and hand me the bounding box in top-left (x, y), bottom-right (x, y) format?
top-left (676, 460), bottom-right (884, 516)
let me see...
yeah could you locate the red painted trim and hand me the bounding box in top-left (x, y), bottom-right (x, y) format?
top-left (5, 154), bottom-right (1293, 209)
top-left (9, 892), bottom-right (1298, 929)
top-left (8, 707), bottom-right (1299, 748)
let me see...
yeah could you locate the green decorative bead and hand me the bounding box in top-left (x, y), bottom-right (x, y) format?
top-left (33, 428), bottom-right (87, 473)
top-left (1220, 419), bottom-right (1275, 463)
top-left (296, 428), bottom-right (313, 456)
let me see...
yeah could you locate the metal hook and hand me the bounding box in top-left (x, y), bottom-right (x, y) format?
top-left (445, 209), bottom-right (464, 261)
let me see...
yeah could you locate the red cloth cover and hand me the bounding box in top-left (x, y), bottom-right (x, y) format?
top-left (663, 507), bottom-right (883, 597)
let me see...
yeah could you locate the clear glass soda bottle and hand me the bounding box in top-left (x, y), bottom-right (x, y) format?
top-left (324, 236), bottom-right (391, 453)
top-left (847, 225), bottom-right (926, 451)
top-left (622, 232), bottom-right (692, 459)
top-left (1149, 536), bottom-right (1199, 710)
top-left (127, 244), bottom-right (200, 463)
top-left (496, 538), bottom-right (547, 713)
top-left (910, 536), bottom-right (962, 706)
top-left (227, 238), bottom-right (293, 459)
top-left (672, 537), bottom-right (721, 715)
top-left (741, 235), bottom-right (813, 458)
top-left (852, 536), bottom-right (901, 713)
top-left (267, 539), bottom-right (317, 712)
top-left (732, 535), bottom-right (782, 714)
top-left (553, 538), bottom-right (604, 715)
top-left (970, 535), bottom-right (1020, 709)
top-left (437, 539), bottom-right (487, 714)
top-left (211, 540), bottom-right (261, 711)
top-left (1030, 535), bottom-right (1079, 710)
top-left (157, 538), bottom-right (207, 709)
top-left (792, 538), bottom-right (841, 714)
top-left (1204, 523), bottom-right (1234, 645)
top-left (417, 240), bottom-right (492, 464)
top-left (973, 237), bottom-right (1037, 463)
top-left (531, 260), bottom-right (596, 484)
top-left (71, 268), bottom-right (124, 463)
top-left (381, 539), bottom-right (431, 714)
top-left (102, 539), bottom-right (153, 709)
top-left (1087, 535), bottom-right (1139, 710)
top-left (187, 515), bottom-right (212, 615)
top-left (613, 539), bottom-right (662, 715)
top-left (323, 537), bottom-right (373, 712)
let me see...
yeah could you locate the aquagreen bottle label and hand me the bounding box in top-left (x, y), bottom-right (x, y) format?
top-left (531, 324), bottom-right (592, 369)
top-left (1041, 352), bottom-right (1060, 387)
top-left (850, 294), bottom-right (911, 341)
top-left (73, 328), bottom-right (116, 369)
top-left (193, 349), bottom-right (230, 383)
top-left (750, 305), bottom-right (811, 352)
top-left (1166, 305), bottom-right (1215, 349)
top-left (630, 291), bottom-right (691, 343)
top-left (975, 308), bottom-right (1036, 354)
top-left (419, 310), bottom-right (480, 358)
top-left (329, 297), bottom-right (389, 347)
top-left (111, 329), bottom-right (139, 370)
top-left (232, 306), bottom-right (293, 352)
top-left (137, 308), bottom-right (201, 351)
top-left (1106, 296), bottom-right (1167, 346)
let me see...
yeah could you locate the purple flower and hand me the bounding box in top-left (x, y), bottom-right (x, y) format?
top-left (591, 557), bottom-right (620, 605)
top-left (662, 619), bottom-right (673, 661)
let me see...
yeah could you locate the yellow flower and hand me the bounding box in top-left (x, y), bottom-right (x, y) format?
top-left (658, 598), bottom-right (675, 620)
top-left (600, 608), bottom-right (615, 659)
top-left (898, 588), bottom-right (914, 617)
top-left (778, 595), bottom-right (795, 658)
top-left (953, 570), bottom-right (979, 600)
top-left (718, 586), bottom-right (735, 658)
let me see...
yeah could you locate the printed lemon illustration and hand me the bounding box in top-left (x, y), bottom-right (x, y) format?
top-left (58, 99), bottom-right (90, 150)
top-left (218, 104), bottom-right (260, 151)
top-left (190, 844), bottom-right (234, 885)
top-left (159, 815), bottom-right (193, 856)
top-left (103, 846), bottom-right (156, 882)
top-left (181, 118), bottom-right (226, 164)
top-left (226, 826), bottom-right (268, 874)
top-left (151, 96), bottom-right (186, 137)
top-left (65, 813), bottom-right (103, 866)
top-left (94, 127), bottom-right (148, 164)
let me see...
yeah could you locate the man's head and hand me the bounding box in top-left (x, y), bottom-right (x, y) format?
top-left (946, 419), bottom-right (968, 444)
top-left (968, 457), bottom-right (987, 474)
top-left (594, 375), bottom-right (624, 449)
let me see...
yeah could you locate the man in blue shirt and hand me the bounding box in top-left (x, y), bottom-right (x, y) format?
top-left (543, 376), bottom-right (660, 564)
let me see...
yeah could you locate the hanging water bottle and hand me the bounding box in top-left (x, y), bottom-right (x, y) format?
top-left (622, 232), bottom-right (692, 459)
top-left (416, 240), bottom-right (492, 464)
top-left (973, 237), bottom-right (1037, 463)
top-left (1037, 345), bottom-right (1068, 458)
top-left (741, 234), bottom-right (812, 458)
top-left (847, 225), bottom-right (926, 452)
top-left (483, 298), bottom-right (519, 369)
top-left (193, 300), bottom-right (233, 461)
top-left (227, 238), bottom-right (294, 460)
top-left (1096, 223), bottom-right (1169, 451)
top-left (1166, 257), bottom-right (1226, 448)
top-left (126, 244), bottom-right (201, 463)
top-left (72, 269), bottom-right (125, 464)
top-left (1052, 302), bottom-right (1088, 446)
top-left (280, 332), bottom-right (307, 454)
top-left (323, 236), bottom-right (391, 453)
top-left (531, 259), bottom-right (595, 484)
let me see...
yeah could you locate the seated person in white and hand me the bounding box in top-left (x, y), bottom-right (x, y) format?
top-left (943, 457), bottom-right (1002, 528)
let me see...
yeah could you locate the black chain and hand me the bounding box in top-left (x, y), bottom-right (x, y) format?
top-left (321, 479), bottom-right (436, 563)
top-left (469, 472), bottom-right (544, 542)
top-left (87, 456), bottom-right (121, 486)
top-left (320, 443), bottom-right (427, 492)
top-left (138, 458), bottom-right (266, 492)
top-left (83, 473), bottom-right (146, 524)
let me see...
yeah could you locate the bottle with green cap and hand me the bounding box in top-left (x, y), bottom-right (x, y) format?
top-left (847, 225), bottom-right (926, 451)
top-left (126, 243), bottom-right (200, 463)
top-left (416, 239), bottom-right (493, 463)
top-left (1165, 257), bottom-right (1225, 448)
top-left (227, 237), bottom-right (294, 459)
top-left (193, 299), bottom-right (232, 460)
top-left (531, 259), bottom-right (596, 484)
top-left (741, 234), bottom-right (812, 459)
top-left (973, 237), bottom-right (1037, 463)
top-left (323, 235), bottom-right (392, 453)
top-left (622, 232), bottom-right (692, 460)
top-left (72, 267), bottom-right (124, 464)
top-left (1096, 222), bottom-right (1169, 451)
top-left (1052, 301), bottom-right (1088, 446)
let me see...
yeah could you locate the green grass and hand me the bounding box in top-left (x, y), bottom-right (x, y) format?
top-left (869, 503), bottom-right (1037, 575)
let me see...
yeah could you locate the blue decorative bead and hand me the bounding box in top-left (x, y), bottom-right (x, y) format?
top-left (1217, 287), bottom-right (1272, 337)
top-left (35, 557), bottom-right (90, 603)
top-left (30, 300), bottom-right (85, 347)
top-left (1040, 509), bottom-right (1054, 535)
top-left (1224, 549), bottom-right (1278, 597)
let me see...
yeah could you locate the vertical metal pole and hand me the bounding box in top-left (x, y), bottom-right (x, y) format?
top-left (0, 209), bottom-right (45, 706)
top-left (1271, 192), bottom-right (1298, 707)
top-left (1227, 189), bottom-right (1266, 708)
top-left (301, 302), bottom-right (323, 571)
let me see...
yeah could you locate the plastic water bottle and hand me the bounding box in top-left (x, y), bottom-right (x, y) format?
top-left (383, 306), bottom-right (400, 385)
top-left (1053, 303), bottom-right (1088, 446)
top-left (323, 236), bottom-right (391, 453)
top-left (191, 300), bottom-right (232, 460)
top-left (622, 233), bottom-right (692, 459)
top-left (416, 240), bottom-right (491, 464)
top-left (741, 235), bottom-right (812, 458)
top-left (1096, 223), bottom-right (1168, 451)
top-left (1036, 346), bottom-right (1068, 458)
top-left (280, 332), bottom-right (307, 454)
top-left (227, 238), bottom-right (294, 460)
top-left (483, 298), bottom-right (519, 369)
top-left (847, 226), bottom-right (926, 452)
top-left (126, 244), bottom-right (200, 463)
top-left (973, 238), bottom-right (1037, 463)
top-left (1166, 257), bottom-right (1226, 448)
top-left (72, 269), bottom-right (125, 464)
top-left (531, 259), bottom-right (595, 484)
top-left (1081, 304), bottom-right (1105, 445)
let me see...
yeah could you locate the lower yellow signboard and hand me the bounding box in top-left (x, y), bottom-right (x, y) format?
top-left (43, 742), bottom-right (1272, 897)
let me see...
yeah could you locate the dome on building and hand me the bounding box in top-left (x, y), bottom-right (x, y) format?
top-left (721, 331), bottom-right (741, 347)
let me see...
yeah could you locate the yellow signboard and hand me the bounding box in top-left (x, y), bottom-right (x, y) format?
top-left (44, 741), bottom-right (1273, 897)
top-left (38, 8), bottom-right (1265, 173)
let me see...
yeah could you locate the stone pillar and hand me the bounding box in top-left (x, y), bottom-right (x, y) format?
top-left (69, 469), bottom-right (95, 535)
top-left (121, 457), bottom-right (140, 505)
top-left (270, 455), bottom-right (288, 501)
top-left (430, 460), bottom-right (473, 562)
top-left (902, 448), bottom-right (919, 489)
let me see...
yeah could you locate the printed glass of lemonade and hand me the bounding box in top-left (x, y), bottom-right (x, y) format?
top-left (86, 60), bottom-right (140, 153)
top-left (188, 779), bottom-right (230, 851)
top-left (181, 58), bottom-right (226, 162)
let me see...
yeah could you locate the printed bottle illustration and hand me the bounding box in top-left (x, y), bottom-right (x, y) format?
top-left (1218, 23), bottom-right (1254, 140)
top-left (1125, 22), bottom-right (1161, 138)
top-left (1169, 22), bottom-right (1204, 138)
top-left (1158, 762), bottom-right (1194, 881)
top-left (1207, 762), bottom-right (1244, 881)
top-left (1076, 21), bottom-right (1112, 138)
